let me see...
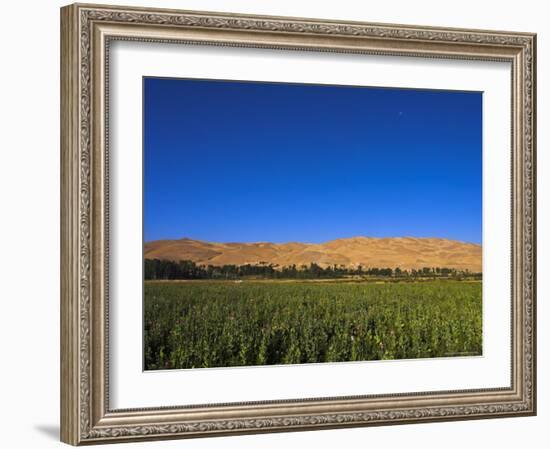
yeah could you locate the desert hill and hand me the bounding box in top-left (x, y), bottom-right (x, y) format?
top-left (144, 236), bottom-right (482, 272)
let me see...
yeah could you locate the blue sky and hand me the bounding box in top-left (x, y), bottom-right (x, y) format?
top-left (144, 77), bottom-right (482, 244)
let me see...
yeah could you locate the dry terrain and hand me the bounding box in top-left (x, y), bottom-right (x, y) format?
top-left (144, 236), bottom-right (482, 272)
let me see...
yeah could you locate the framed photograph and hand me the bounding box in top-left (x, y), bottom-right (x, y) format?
top-left (60, 3), bottom-right (536, 445)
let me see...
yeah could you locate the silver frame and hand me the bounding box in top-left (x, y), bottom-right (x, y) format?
top-left (61, 3), bottom-right (536, 445)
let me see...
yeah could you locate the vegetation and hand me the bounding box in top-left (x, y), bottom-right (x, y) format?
top-left (144, 280), bottom-right (482, 370)
top-left (144, 258), bottom-right (481, 281)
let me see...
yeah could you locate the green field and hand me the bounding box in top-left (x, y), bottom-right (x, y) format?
top-left (144, 280), bottom-right (482, 370)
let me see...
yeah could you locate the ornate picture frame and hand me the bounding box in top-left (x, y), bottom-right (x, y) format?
top-left (60, 3), bottom-right (536, 445)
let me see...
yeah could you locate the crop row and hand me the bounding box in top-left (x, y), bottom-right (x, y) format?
top-left (144, 281), bottom-right (482, 370)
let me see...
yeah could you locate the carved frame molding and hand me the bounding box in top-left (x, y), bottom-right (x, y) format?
top-left (61, 3), bottom-right (536, 445)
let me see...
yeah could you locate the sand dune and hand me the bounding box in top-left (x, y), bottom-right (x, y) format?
top-left (144, 236), bottom-right (482, 272)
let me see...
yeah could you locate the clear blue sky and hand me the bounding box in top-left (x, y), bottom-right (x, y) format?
top-left (144, 77), bottom-right (482, 244)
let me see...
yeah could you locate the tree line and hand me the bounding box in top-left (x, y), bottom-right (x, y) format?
top-left (144, 259), bottom-right (481, 280)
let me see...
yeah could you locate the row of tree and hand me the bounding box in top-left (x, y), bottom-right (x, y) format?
top-left (144, 259), bottom-right (481, 280)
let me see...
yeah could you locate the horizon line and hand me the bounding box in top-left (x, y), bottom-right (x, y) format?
top-left (144, 235), bottom-right (482, 247)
